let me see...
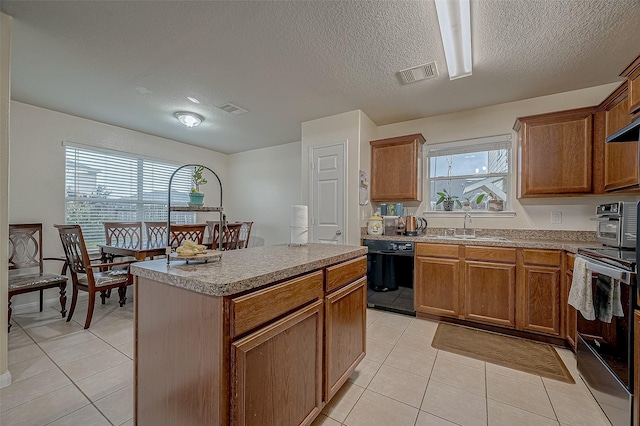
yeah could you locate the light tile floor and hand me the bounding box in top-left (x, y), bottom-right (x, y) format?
top-left (2, 302), bottom-right (612, 426)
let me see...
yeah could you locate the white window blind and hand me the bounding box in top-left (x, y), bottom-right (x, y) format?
top-left (427, 135), bottom-right (512, 211)
top-left (65, 144), bottom-right (195, 251)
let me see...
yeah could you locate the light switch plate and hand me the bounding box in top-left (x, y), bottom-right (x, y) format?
top-left (551, 211), bottom-right (562, 224)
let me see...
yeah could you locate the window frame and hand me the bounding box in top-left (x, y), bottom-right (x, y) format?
top-left (425, 134), bottom-right (513, 213)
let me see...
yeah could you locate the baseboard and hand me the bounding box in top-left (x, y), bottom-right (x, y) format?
top-left (0, 369), bottom-right (12, 389)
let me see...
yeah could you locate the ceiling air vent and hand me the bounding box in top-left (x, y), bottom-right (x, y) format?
top-left (398, 62), bottom-right (438, 84)
top-left (216, 102), bottom-right (248, 115)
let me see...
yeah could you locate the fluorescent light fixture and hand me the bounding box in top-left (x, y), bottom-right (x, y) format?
top-left (435, 0), bottom-right (472, 80)
top-left (174, 111), bottom-right (204, 128)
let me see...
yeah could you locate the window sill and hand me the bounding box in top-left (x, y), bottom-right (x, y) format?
top-left (423, 210), bottom-right (516, 219)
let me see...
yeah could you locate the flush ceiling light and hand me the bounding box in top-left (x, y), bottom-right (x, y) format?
top-left (174, 111), bottom-right (204, 128)
top-left (435, 0), bottom-right (472, 80)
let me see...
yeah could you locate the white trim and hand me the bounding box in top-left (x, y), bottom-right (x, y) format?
top-left (426, 134), bottom-right (512, 153)
top-left (0, 369), bottom-right (11, 389)
top-left (423, 210), bottom-right (516, 219)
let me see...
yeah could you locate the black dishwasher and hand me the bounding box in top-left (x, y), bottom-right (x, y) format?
top-left (363, 239), bottom-right (415, 316)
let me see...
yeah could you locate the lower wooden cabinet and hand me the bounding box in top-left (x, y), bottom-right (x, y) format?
top-left (415, 244), bottom-right (461, 317)
top-left (463, 247), bottom-right (517, 328)
top-left (516, 250), bottom-right (562, 336)
top-left (324, 277), bottom-right (366, 400)
top-left (231, 301), bottom-right (324, 426)
top-left (414, 244), bottom-right (564, 338)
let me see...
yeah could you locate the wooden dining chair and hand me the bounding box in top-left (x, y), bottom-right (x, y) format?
top-left (55, 224), bottom-right (133, 329)
top-left (169, 224), bottom-right (207, 248)
top-left (206, 221), bottom-right (242, 251)
top-left (104, 221), bottom-right (142, 248)
top-left (144, 221), bottom-right (168, 247)
top-left (237, 221), bottom-right (253, 249)
top-left (8, 223), bottom-right (68, 332)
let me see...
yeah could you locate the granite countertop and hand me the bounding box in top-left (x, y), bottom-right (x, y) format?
top-left (361, 229), bottom-right (601, 254)
top-left (130, 243), bottom-right (367, 297)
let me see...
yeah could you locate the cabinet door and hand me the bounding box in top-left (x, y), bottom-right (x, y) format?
top-left (598, 85), bottom-right (640, 192)
top-left (565, 254), bottom-right (577, 350)
top-left (517, 265), bottom-right (562, 336)
top-left (415, 256), bottom-right (460, 317)
top-left (516, 109), bottom-right (594, 197)
top-left (463, 260), bottom-right (516, 328)
top-left (325, 277), bottom-right (366, 400)
top-left (231, 301), bottom-right (323, 426)
top-left (370, 134), bottom-right (424, 201)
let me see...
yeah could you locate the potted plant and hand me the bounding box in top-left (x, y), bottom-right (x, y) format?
top-left (189, 166), bottom-right (207, 206)
top-left (475, 192), bottom-right (504, 211)
top-left (436, 188), bottom-right (461, 211)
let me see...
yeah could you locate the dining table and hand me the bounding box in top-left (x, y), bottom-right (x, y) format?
top-left (99, 241), bottom-right (167, 262)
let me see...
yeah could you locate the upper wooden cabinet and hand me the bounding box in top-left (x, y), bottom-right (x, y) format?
top-left (370, 133), bottom-right (425, 202)
top-left (593, 83), bottom-right (640, 193)
top-left (621, 55), bottom-right (640, 115)
top-left (514, 107), bottom-right (596, 198)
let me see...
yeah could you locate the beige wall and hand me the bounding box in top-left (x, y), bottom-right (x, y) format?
top-left (1, 11), bottom-right (12, 388)
top-left (373, 82), bottom-right (635, 231)
top-left (226, 141), bottom-right (302, 247)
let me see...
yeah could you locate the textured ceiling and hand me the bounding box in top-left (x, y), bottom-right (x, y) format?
top-left (2, 0), bottom-right (640, 154)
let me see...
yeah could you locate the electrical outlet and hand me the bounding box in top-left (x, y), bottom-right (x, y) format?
top-left (551, 211), bottom-right (562, 224)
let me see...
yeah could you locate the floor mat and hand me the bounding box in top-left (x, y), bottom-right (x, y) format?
top-left (431, 322), bottom-right (575, 384)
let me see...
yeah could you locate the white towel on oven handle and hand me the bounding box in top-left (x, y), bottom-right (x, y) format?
top-left (612, 281), bottom-right (624, 318)
top-left (568, 257), bottom-right (595, 320)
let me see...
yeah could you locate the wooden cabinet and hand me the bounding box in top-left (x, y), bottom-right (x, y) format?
top-left (231, 301), bottom-right (324, 426)
top-left (463, 247), bottom-right (517, 328)
top-left (564, 253), bottom-right (577, 350)
top-left (517, 249), bottom-right (563, 337)
top-left (370, 133), bottom-right (425, 201)
top-left (514, 107), bottom-right (596, 197)
top-left (593, 83), bottom-right (640, 192)
top-left (324, 277), bottom-right (366, 400)
top-left (415, 243), bottom-right (461, 317)
top-left (623, 56), bottom-right (640, 115)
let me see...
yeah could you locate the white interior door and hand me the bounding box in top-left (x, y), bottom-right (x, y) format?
top-left (311, 143), bottom-right (345, 244)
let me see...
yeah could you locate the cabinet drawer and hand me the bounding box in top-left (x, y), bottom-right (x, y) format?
top-left (326, 256), bottom-right (367, 293)
top-left (416, 243), bottom-right (459, 258)
top-left (465, 246), bottom-right (516, 263)
top-left (230, 270), bottom-right (323, 338)
top-left (522, 249), bottom-right (562, 266)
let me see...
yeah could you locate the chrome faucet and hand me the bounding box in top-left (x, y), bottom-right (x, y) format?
top-left (463, 213), bottom-right (472, 230)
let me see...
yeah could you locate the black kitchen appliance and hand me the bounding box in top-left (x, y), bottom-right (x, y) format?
top-left (576, 246), bottom-right (636, 426)
top-left (363, 239), bottom-right (415, 316)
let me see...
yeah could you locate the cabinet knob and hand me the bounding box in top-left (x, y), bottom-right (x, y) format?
top-left (336, 230), bottom-right (342, 236)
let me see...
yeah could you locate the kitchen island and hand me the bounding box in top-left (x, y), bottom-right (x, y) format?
top-left (130, 243), bottom-right (367, 426)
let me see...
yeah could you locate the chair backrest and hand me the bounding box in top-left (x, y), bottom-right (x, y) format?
top-left (169, 224), bottom-right (207, 247)
top-left (238, 221), bottom-right (253, 249)
top-left (206, 221), bottom-right (242, 251)
top-left (55, 224), bottom-right (92, 276)
top-left (9, 223), bottom-right (44, 274)
top-left (145, 221), bottom-right (168, 247)
top-left (104, 222), bottom-right (142, 248)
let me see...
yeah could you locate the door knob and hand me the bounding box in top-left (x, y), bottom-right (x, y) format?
top-left (336, 230), bottom-right (342, 236)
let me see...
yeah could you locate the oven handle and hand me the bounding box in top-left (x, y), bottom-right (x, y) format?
top-left (577, 255), bottom-right (632, 284)
top-left (589, 217), bottom-right (618, 222)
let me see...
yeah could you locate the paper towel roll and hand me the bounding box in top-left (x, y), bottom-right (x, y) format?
top-left (291, 205), bottom-right (308, 228)
top-left (291, 205), bottom-right (308, 245)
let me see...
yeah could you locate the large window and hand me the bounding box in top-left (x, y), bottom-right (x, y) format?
top-left (427, 135), bottom-right (512, 211)
top-left (65, 144), bottom-right (195, 251)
